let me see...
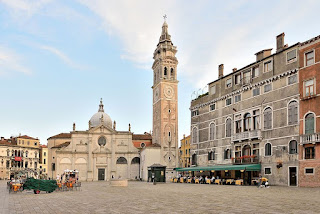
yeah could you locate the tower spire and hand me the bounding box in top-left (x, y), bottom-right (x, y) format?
top-left (98, 98), bottom-right (104, 112)
top-left (160, 16), bottom-right (171, 42)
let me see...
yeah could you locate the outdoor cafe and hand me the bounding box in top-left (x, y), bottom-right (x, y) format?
top-left (174, 164), bottom-right (261, 186)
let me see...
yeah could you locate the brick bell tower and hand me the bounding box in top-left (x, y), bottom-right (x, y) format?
top-left (152, 18), bottom-right (179, 179)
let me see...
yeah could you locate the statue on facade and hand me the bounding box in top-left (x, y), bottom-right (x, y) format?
top-left (129, 123), bottom-right (131, 132)
top-left (113, 121), bottom-right (116, 130)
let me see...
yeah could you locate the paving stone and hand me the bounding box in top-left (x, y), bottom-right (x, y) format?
top-left (1, 181), bottom-right (320, 213)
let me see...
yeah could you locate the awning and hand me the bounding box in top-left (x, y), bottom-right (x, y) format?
top-left (175, 164), bottom-right (261, 172)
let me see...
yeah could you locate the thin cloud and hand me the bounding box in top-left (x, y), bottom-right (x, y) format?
top-left (40, 45), bottom-right (86, 70)
top-left (0, 46), bottom-right (31, 75)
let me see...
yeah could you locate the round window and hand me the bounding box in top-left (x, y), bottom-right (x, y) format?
top-left (141, 143), bottom-right (146, 148)
top-left (98, 137), bottom-right (106, 146)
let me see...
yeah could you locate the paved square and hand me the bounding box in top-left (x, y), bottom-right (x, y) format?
top-left (1, 180), bottom-right (320, 214)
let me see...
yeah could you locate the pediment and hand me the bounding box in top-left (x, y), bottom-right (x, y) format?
top-left (89, 124), bottom-right (115, 134)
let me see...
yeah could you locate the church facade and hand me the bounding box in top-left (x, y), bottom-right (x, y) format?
top-left (48, 100), bottom-right (141, 181)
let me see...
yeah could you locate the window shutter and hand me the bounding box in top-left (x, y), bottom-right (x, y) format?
top-left (288, 104), bottom-right (292, 125)
top-left (293, 105), bottom-right (298, 124)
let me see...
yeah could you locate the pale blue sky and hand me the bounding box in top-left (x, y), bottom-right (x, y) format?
top-left (0, 0), bottom-right (320, 145)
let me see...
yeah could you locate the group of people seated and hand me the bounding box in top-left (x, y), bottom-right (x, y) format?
top-left (174, 174), bottom-right (220, 184)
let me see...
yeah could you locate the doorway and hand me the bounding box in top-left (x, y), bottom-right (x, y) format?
top-left (289, 167), bottom-right (297, 186)
top-left (98, 168), bottom-right (105, 181)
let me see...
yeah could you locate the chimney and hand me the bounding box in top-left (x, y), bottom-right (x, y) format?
top-left (232, 68), bottom-right (237, 72)
top-left (276, 32), bottom-right (285, 52)
top-left (255, 49), bottom-right (272, 61)
top-left (218, 64), bottom-right (224, 78)
top-left (1, 137), bottom-right (4, 141)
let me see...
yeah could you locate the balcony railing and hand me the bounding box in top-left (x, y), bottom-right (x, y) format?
top-left (232, 155), bottom-right (259, 165)
top-left (300, 133), bottom-right (320, 144)
top-left (232, 130), bottom-right (261, 142)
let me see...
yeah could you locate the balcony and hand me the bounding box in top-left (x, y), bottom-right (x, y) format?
top-left (232, 130), bottom-right (261, 142)
top-left (300, 133), bottom-right (320, 144)
top-left (232, 155), bottom-right (260, 165)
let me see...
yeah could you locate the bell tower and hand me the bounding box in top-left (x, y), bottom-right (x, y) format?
top-left (152, 18), bottom-right (178, 178)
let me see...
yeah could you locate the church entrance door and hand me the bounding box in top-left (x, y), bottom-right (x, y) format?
top-left (98, 168), bottom-right (105, 181)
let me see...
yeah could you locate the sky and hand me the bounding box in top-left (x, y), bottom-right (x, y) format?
top-left (0, 0), bottom-right (320, 145)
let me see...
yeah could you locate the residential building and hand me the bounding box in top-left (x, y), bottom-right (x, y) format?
top-left (0, 135), bottom-right (40, 180)
top-left (298, 35), bottom-right (320, 187)
top-left (188, 33), bottom-right (300, 186)
top-left (39, 145), bottom-right (48, 178)
top-left (179, 135), bottom-right (191, 168)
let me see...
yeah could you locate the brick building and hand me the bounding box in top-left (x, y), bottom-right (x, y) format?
top-left (298, 35), bottom-right (320, 187)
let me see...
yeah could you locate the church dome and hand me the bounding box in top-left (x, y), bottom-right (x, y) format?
top-left (89, 99), bottom-right (112, 128)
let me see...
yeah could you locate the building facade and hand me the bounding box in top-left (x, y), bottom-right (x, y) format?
top-left (0, 136), bottom-right (41, 180)
top-left (48, 99), bottom-right (142, 181)
top-left (179, 135), bottom-right (191, 168)
top-left (152, 20), bottom-right (179, 179)
top-left (298, 35), bottom-right (320, 187)
top-left (189, 33), bottom-right (300, 186)
top-left (39, 145), bottom-right (48, 178)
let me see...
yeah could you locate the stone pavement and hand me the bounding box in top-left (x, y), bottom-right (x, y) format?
top-left (1, 180), bottom-right (320, 214)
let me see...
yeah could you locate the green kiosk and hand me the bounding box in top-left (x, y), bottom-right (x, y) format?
top-left (148, 164), bottom-right (166, 182)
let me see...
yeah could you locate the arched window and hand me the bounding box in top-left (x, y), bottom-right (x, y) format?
top-left (288, 101), bottom-right (298, 125)
top-left (192, 127), bottom-right (198, 144)
top-left (208, 151), bottom-right (215, 161)
top-left (289, 140), bottom-right (297, 154)
top-left (226, 118), bottom-right (232, 137)
top-left (98, 136), bottom-right (106, 146)
top-left (7, 149), bottom-right (10, 156)
top-left (35, 152), bottom-right (37, 158)
top-left (209, 123), bottom-right (215, 140)
top-left (170, 68), bottom-right (174, 78)
top-left (164, 67), bottom-right (167, 76)
top-left (263, 107), bottom-right (272, 130)
top-left (224, 149), bottom-right (231, 159)
top-left (131, 157), bottom-right (140, 164)
top-left (305, 113), bottom-right (315, 134)
top-left (192, 153), bottom-right (197, 165)
top-left (265, 143), bottom-right (272, 156)
top-left (243, 113), bottom-right (251, 131)
top-left (242, 145), bottom-right (251, 156)
top-left (116, 157), bottom-right (127, 164)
